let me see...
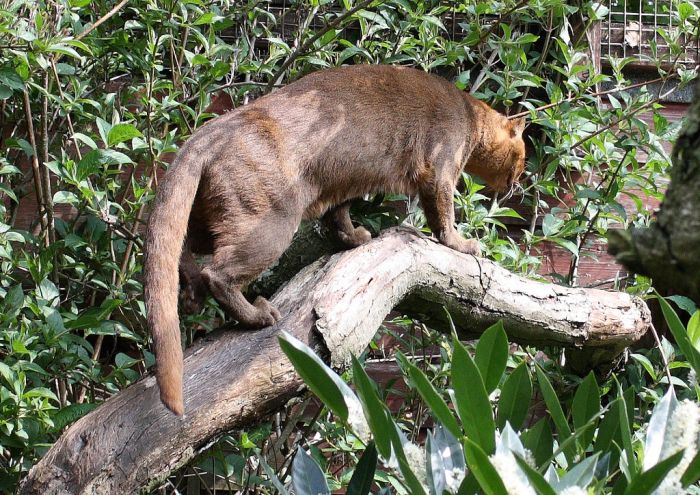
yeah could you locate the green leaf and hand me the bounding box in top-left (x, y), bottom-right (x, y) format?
top-left (656, 293), bottom-right (700, 375)
top-left (24, 387), bottom-right (58, 401)
top-left (535, 365), bottom-right (573, 462)
top-left (193, 12), bottom-right (222, 25)
top-left (47, 43), bottom-right (83, 60)
top-left (107, 124), bottom-right (143, 147)
top-left (278, 332), bottom-right (349, 422)
top-left (115, 353), bottom-right (140, 369)
top-left (347, 442), bottom-right (377, 495)
top-left (630, 354), bottom-right (658, 381)
top-left (594, 398), bottom-right (621, 454)
top-left (398, 352), bottom-right (461, 438)
top-left (514, 455), bottom-right (557, 495)
top-left (681, 451), bottom-right (700, 487)
top-left (37, 279), bottom-right (59, 305)
top-left (53, 191), bottom-right (80, 205)
top-left (571, 372), bottom-right (600, 449)
top-left (617, 383), bottom-right (636, 479)
top-left (427, 425), bottom-right (465, 495)
top-left (556, 454), bottom-right (599, 491)
top-left (452, 337), bottom-right (495, 454)
top-left (623, 450), bottom-right (684, 495)
top-left (497, 362), bottom-right (532, 430)
top-left (643, 388), bottom-right (678, 470)
top-left (475, 321), bottom-right (509, 394)
top-left (352, 356), bottom-right (391, 460)
top-left (521, 419), bottom-right (553, 468)
top-left (292, 446), bottom-right (330, 495)
top-left (463, 438), bottom-right (508, 495)
top-left (666, 295), bottom-right (697, 315)
top-left (0, 362), bottom-right (14, 384)
top-left (50, 403), bottom-right (98, 432)
top-left (3, 284), bottom-right (24, 314)
top-left (0, 67), bottom-right (24, 90)
top-left (688, 310), bottom-right (700, 349)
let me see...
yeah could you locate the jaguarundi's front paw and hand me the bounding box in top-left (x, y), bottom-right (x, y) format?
top-left (249, 296), bottom-right (282, 327)
top-left (457, 238), bottom-right (481, 257)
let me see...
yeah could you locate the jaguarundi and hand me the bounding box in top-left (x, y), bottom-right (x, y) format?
top-left (144, 64), bottom-right (527, 415)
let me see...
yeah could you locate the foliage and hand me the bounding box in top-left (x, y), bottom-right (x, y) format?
top-left (279, 314), bottom-right (700, 494)
top-left (0, 0), bottom-right (698, 491)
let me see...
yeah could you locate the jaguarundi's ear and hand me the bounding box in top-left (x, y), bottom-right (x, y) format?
top-left (508, 117), bottom-right (526, 137)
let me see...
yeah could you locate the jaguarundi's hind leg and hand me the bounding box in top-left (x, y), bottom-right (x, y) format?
top-left (323, 201), bottom-right (372, 248)
top-left (178, 246), bottom-right (208, 314)
top-left (201, 214), bottom-right (299, 327)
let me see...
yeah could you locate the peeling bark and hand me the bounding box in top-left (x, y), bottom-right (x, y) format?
top-left (609, 81), bottom-right (700, 302)
top-left (20, 228), bottom-right (651, 494)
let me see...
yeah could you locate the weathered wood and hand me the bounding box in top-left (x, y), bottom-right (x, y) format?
top-left (19, 227), bottom-right (651, 494)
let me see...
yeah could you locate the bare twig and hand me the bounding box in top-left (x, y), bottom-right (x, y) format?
top-left (22, 88), bottom-right (48, 239)
top-left (75, 0), bottom-right (129, 41)
top-left (266, 0), bottom-right (378, 92)
top-left (508, 76), bottom-right (671, 120)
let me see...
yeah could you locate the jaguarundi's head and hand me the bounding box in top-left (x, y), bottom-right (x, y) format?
top-left (466, 115), bottom-right (527, 196)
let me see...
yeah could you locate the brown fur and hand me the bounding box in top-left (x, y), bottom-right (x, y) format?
top-left (144, 65), bottom-right (526, 415)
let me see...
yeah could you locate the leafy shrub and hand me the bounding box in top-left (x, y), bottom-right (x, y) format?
top-left (0, 0), bottom-right (698, 490)
top-left (279, 311), bottom-right (700, 495)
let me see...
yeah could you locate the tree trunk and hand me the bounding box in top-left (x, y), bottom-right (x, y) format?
top-left (608, 81), bottom-right (700, 302)
top-left (20, 227), bottom-right (651, 495)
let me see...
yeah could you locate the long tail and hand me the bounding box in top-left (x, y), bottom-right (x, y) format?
top-left (144, 144), bottom-right (206, 416)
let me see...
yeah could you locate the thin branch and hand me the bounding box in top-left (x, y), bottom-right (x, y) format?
top-left (75, 0), bottom-right (129, 41)
top-left (22, 88), bottom-right (48, 240)
top-left (508, 76), bottom-right (670, 120)
top-left (265, 0), bottom-right (379, 92)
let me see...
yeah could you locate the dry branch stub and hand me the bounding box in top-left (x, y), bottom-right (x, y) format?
top-left (19, 227), bottom-right (651, 495)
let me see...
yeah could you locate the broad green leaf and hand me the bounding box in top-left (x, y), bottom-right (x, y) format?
top-left (279, 332), bottom-right (349, 422)
top-left (3, 284), bottom-right (24, 314)
top-left (427, 425), bottom-right (465, 495)
top-left (535, 365), bottom-right (573, 463)
top-left (688, 310), bottom-right (700, 349)
top-left (497, 362), bottom-right (532, 430)
top-left (617, 383), bottom-right (636, 479)
top-left (50, 403), bottom-right (98, 432)
top-left (398, 352), bottom-right (461, 438)
top-left (556, 453), bottom-right (599, 491)
top-left (514, 455), bottom-right (558, 495)
top-left (475, 321), bottom-right (508, 394)
top-left (347, 442), bottom-right (377, 495)
top-left (623, 450), bottom-right (684, 495)
top-left (292, 446), bottom-right (330, 495)
top-left (463, 438), bottom-right (508, 495)
top-left (107, 124), bottom-right (143, 147)
top-left (656, 294), bottom-right (700, 375)
top-left (666, 295), bottom-right (697, 315)
top-left (24, 387), bottom-right (58, 401)
top-left (352, 356), bottom-right (391, 460)
top-left (521, 419), bottom-right (553, 468)
top-left (630, 354), bottom-right (658, 381)
top-left (594, 398), bottom-right (621, 454)
top-left (0, 362), bottom-right (14, 384)
top-left (681, 451), bottom-right (700, 487)
top-left (643, 388), bottom-right (678, 470)
top-left (386, 422), bottom-right (426, 495)
top-left (452, 337), bottom-right (495, 454)
top-left (0, 67), bottom-right (24, 90)
top-left (571, 372), bottom-right (600, 449)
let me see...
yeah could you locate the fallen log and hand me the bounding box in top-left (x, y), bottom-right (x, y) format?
top-left (19, 227), bottom-right (651, 494)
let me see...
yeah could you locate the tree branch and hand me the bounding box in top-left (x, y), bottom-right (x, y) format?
top-left (20, 228), bottom-right (651, 494)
